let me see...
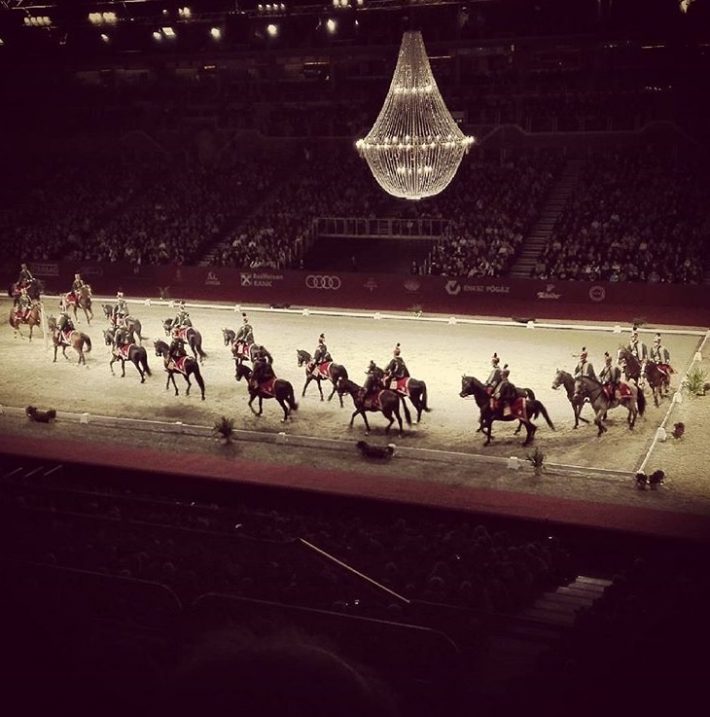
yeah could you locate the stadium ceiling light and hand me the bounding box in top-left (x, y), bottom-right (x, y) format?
top-left (266, 23), bottom-right (278, 37)
top-left (210, 27), bottom-right (222, 40)
top-left (356, 31), bottom-right (474, 201)
top-left (326, 18), bottom-right (336, 33)
top-left (100, 33), bottom-right (110, 43)
top-left (162, 26), bottom-right (176, 38)
top-left (178, 6), bottom-right (192, 19)
top-left (0, 37), bottom-right (4, 46)
top-left (152, 30), bottom-right (162, 41)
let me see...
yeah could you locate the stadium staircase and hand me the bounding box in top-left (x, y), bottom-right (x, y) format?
top-left (508, 158), bottom-right (585, 279)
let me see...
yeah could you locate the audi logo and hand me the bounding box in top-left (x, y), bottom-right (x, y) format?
top-left (305, 275), bottom-right (342, 290)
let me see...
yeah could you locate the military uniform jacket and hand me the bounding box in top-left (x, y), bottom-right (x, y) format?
top-left (485, 367), bottom-right (502, 388)
top-left (386, 357), bottom-right (409, 378)
top-left (574, 361), bottom-right (596, 379)
top-left (313, 345), bottom-right (330, 363)
top-left (628, 341), bottom-right (647, 360)
top-left (72, 279), bottom-right (85, 292)
top-left (650, 345), bottom-right (670, 364)
top-left (599, 364), bottom-right (620, 384)
top-left (17, 294), bottom-right (31, 311)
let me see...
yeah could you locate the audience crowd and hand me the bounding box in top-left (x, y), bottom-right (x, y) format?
top-left (531, 150), bottom-right (708, 283)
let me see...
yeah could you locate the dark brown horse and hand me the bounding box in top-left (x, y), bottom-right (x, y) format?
top-left (154, 339), bottom-right (206, 400)
top-left (551, 369), bottom-right (591, 429)
top-left (104, 328), bottom-right (151, 383)
top-left (222, 329), bottom-right (273, 366)
top-left (573, 374), bottom-right (645, 436)
top-left (642, 360), bottom-right (673, 406)
top-left (48, 315), bottom-right (92, 365)
top-left (297, 349), bottom-right (349, 406)
top-left (62, 284), bottom-right (93, 324)
top-left (163, 319), bottom-right (207, 363)
top-left (367, 361), bottom-right (431, 423)
top-left (235, 361), bottom-right (298, 422)
top-left (9, 303), bottom-right (42, 341)
top-left (617, 347), bottom-right (643, 384)
top-left (337, 377), bottom-right (411, 435)
top-left (460, 376), bottom-right (554, 447)
top-left (9, 277), bottom-right (43, 305)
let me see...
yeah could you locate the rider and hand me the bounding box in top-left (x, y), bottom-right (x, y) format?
top-left (493, 365), bottom-right (517, 416)
top-left (17, 263), bottom-right (34, 288)
top-left (69, 273), bottom-right (86, 306)
top-left (649, 333), bottom-right (671, 366)
top-left (628, 330), bottom-right (648, 362)
top-left (58, 312), bottom-right (75, 340)
top-left (251, 351), bottom-right (275, 390)
top-left (172, 300), bottom-right (192, 330)
top-left (598, 351), bottom-right (622, 401)
top-left (574, 347), bottom-right (596, 380)
top-left (361, 361), bottom-right (383, 401)
top-left (167, 338), bottom-right (187, 367)
top-left (15, 287), bottom-right (32, 321)
top-left (113, 292), bottom-right (129, 327)
top-left (235, 313), bottom-right (253, 347)
top-left (485, 353), bottom-right (503, 396)
top-left (311, 333), bottom-right (332, 376)
top-left (384, 343), bottom-right (410, 390)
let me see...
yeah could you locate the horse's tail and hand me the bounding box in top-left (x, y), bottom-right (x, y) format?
top-left (194, 337), bottom-right (208, 360)
top-left (525, 388), bottom-right (536, 401)
top-left (287, 383), bottom-right (299, 412)
top-left (141, 350), bottom-right (151, 377)
top-left (193, 361), bottom-right (206, 395)
top-left (421, 381), bottom-right (432, 412)
top-left (637, 387), bottom-right (646, 416)
top-left (83, 335), bottom-right (92, 353)
top-left (533, 400), bottom-right (555, 430)
top-left (401, 396), bottom-right (412, 426)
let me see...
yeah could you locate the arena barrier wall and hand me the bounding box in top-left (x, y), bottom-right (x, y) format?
top-left (9, 262), bottom-right (709, 326)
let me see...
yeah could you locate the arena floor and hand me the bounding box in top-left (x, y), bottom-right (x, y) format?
top-left (2, 296), bottom-right (709, 540)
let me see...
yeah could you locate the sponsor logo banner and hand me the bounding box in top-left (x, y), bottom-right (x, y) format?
top-left (240, 272), bottom-right (284, 288)
top-left (446, 280), bottom-right (511, 296)
top-left (403, 278), bottom-right (421, 293)
top-left (363, 278), bottom-right (378, 292)
top-left (589, 285), bottom-right (606, 302)
top-left (205, 271), bottom-right (221, 286)
top-left (305, 275), bottom-right (342, 290)
top-left (536, 283), bottom-right (562, 300)
top-left (29, 262), bottom-right (59, 277)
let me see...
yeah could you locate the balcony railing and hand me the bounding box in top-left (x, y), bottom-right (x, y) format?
top-left (315, 216), bottom-right (451, 240)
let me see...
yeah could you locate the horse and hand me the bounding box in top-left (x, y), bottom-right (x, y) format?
top-left (642, 359), bottom-right (673, 407)
top-left (551, 369), bottom-right (591, 429)
top-left (367, 361), bottom-right (431, 423)
top-left (337, 377), bottom-right (411, 435)
top-left (47, 315), bottom-right (92, 365)
top-left (459, 376), bottom-right (554, 447)
top-left (102, 303), bottom-right (144, 342)
top-left (163, 319), bottom-right (207, 363)
top-left (103, 328), bottom-right (151, 383)
top-left (62, 284), bottom-right (93, 324)
top-left (617, 347), bottom-right (643, 385)
top-left (154, 339), bottom-right (206, 400)
top-left (223, 329), bottom-right (273, 367)
top-left (235, 361), bottom-right (298, 422)
top-left (296, 349), bottom-right (349, 406)
top-left (573, 374), bottom-right (645, 436)
top-left (9, 303), bottom-right (42, 341)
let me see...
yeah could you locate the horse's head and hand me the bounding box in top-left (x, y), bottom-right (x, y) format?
top-left (297, 349), bottom-right (311, 366)
top-left (460, 375), bottom-right (483, 399)
top-left (47, 315), bottom-right (57, 330)
top-left (367, 361), bottom-right (383, 378)
top-left (222, 328), bottom-right (234, 346)
top-left (103, 328), bottom-right (114, 345)
top-left (102, 304), bottom-right (112, 318)
top-left (235, 361), bottom-right (249, 382)
top-left (551, 369), bottom-right (563, 390)
top-left (163, 319), bottom-right (173, 335)
top-left (154, 340), bottom-right (168, 357)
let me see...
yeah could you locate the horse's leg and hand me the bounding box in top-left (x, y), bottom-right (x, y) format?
top-left (349, 409), bottom-right (358, 428)
top-left (301, 375), bottom-right (312, 398)
top-left (248, 393), bottom-right (259, 415)
top-left (109, 356), bottom-right (116, 376)
top-left (185, 374), bottom-right (192, 396)
top-left (278, 398), bottom-right (289, 422)
top-left (316, 378), bottom-right (324, 402)
top-left (53, 342), bottom-right (58, 362)
top-left (169, 373), bottom-right (179, 396)
top-left (483, 419), bottom-right (493, 446)
top-left (384, 409), bottom-right (395, 434)
top-left (327, 382), bottom-right (339, 405)
top-left (135, 358), bottom-right (145, 383)
top-left (120, 359), bottom-right (126, 378)
top-left (62, 345), bottom-right (69, 361)
top-left (522, 421), bottom-right (536, 447)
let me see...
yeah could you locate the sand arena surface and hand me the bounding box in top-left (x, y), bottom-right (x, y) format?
top-left (1, 296), bottom-right (709, 518)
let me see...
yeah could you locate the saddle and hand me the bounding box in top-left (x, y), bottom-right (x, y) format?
top-left (389, 376), bottom-right (411, 395)
top-left (60, 329), bottom-right (73, 344)
top-left (312, 361), bottom-right (332, 380)
top-left (172, 327), bottom-right (190, 342)
top-left (603, 382), bottom-right (632, 401)
top-left (167, 355), bottom-right (188, 373)
top-left (256, 377), bottom-right (277, 396)
top-left (116, 344), bottom-right (133, 360)
top-left (361, 390), bottom-right (384, 411)
top-left (491, 396), bottom-right (526, 419)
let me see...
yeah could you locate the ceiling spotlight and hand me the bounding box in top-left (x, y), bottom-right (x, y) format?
top-left (153, 31), bottom-right (162, 41)
top-left (326, 18), bottom-right (337, 34)
top-left (0, 38), bottom-right (4, 46)
top-left (162, 27), bottom-right (176, 38)
top-left (100, 33), bottom-right (109, 43)
top-left (179, 7), bottom-right (192, 19)
top-left (266, 23), bottom-right (278, 37)
top-left (210, 27), bottom-right (222, 40)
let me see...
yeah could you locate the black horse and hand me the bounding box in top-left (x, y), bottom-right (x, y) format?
top-left (154, 339), bottom-right (206, 400)
top-left (296, 349), bottom-right (349, 406)
top-left (104, 327), bottom-right (151, 383)
top-left (164, 319), bottom-right (207, 363)
top-left (337, 377), bottom-right (411, 435)
top-left (102, 303), bottom-right (144, 342)
top-left (235, 362), bottom-right (298, 422)
top-left (551, 369), bottom-right (591, 429)
top-left (460, 375), bottom-right (554, 447)
top-left (368, 361), bottom-right (431, 423)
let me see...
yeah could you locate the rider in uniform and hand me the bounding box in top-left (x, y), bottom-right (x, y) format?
top-left (15, 287), bottom-right (32, 321)
top-left (167, 338), bottom-right (187, 368)
top-left (574, 348), bottom-right (596, 380)
top-left (384, 343), bottom-right (410, 390)
top-left (235, 313), bottom-right (253, 346)
top-left (251, 350), bottom-right (275, 391)
top-left (172, 300), bottom-right (191, 329)
top-left (17, 263), bottom-right (34, 288)
top-left (598, 352), bottom-right (622, 401)
top-left (493, 365), bottom-right (517, 416)
top-left (69, 273), bottom-right (86, 306)
top-left (361, 362), bottom-right (383, 401)
top-left (58, 312), bottom-right (75, 340)
top-left (113, 292), bottom-right (129, 327)
top-left (311, 333), bottom-right (332, 377)
top-left (628, 331), bottom-right (648, 361)
top-left (649, 333), bottom-right (672, 390)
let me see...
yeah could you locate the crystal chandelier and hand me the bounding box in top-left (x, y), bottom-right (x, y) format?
top-left (356, 31), bottom-right (474, 201)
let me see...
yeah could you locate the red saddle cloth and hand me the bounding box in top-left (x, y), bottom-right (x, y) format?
top-left (60, 329), bottom-right (73, 344)
top-left (390, 377), bottom-right (411, 395)
top-left (657, 363), bottom-right (673, 376)
top-left (172, 327), bottom-right (190, 342)
top-left (234, 341), bottom-right (252, 359)
top-left (491, 396), bottom-right (526, 418)
top-left (604, 383), bottom-right (633, 401)
top-left (116, 344), bottom-right (134, 360)
top-left (362, 390), bottom-right (385, 411)
top-left (258, 377), bottom-right (277, 396)
top-left (64, 292), bottom-right (76, 306)
top-left (167, 355), bottom-right (189, 373)
top-left (314, 361), bottom-right (332, 380)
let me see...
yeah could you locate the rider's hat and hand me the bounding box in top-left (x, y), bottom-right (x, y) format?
top-left (654, 333), bottom-right (661, 344)
top-left (491, 353), bottom-right (500, 365)
top-left (501, 364), bottom-right (510, 378)
top-left (604, 351), bottom-right (612, 363)
top-left (242, 312), bottom-right (249, 323)
top-left (75, 272), bottom-right (81, 278)
top-left (580, 347), bottom-right (588, 360)
top-left (319, 333), bottom-right (325, 343)
top-left (393, 343), bottom-right (401, 356)
top-left (117, 291), bottom-right (124, 298)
